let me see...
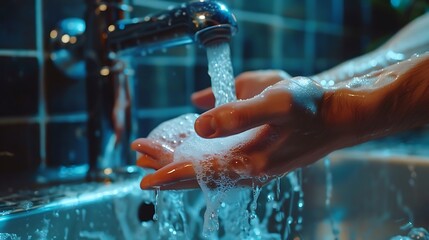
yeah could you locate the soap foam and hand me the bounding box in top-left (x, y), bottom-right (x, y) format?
top-left (148, 113), bottom-right (259, 236)
top-left (148, 113), bottom-right (198, 150)
top-left (145, 42), bottom-right (304, 239)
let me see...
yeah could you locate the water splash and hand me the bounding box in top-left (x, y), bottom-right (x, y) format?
top-left (146, 42), bottom-right (304, 239)
top-left (0, 233), bottom-right (21, 240)
top-left (79, 231), bottom-right (114, 240)
top-left (18, 201), bottom-right (33, 211)
top-left (390, 227), bottom-right (429, 240)
top-left (324, 158), bottom-right (340, 239)
top-left (153, 188), bottom-right (159, 221)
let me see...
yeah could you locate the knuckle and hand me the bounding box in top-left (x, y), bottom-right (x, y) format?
top-left (265, 87), bottom-right (293, 115)
top-left (221, 105), bottom-right (249, 134)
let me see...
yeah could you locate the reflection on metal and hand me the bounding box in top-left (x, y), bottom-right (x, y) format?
top-left (49, 18), bottom-right (86, 80)
top-left (108, 0), bottom-right (238, 56)
top-left (0, 168), bottom-right (149, 239)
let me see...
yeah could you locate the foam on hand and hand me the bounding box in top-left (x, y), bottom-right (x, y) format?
top-left (144, 42), bottom-right (306, 239)
top-left (146, 112), bottom-right (262, 237)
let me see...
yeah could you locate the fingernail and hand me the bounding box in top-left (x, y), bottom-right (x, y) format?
top-left (140, 175), bottom-right (156, 189)
top-left (195, 115), bottom-right (216, 137)
top-left (130, 139), bottom-right (143, 150)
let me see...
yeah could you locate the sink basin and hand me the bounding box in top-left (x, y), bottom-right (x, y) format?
top-left (1, 150), bottom-right (428, 239)
top-left (0, 167), bottom-right (155, 239)
top-left (300, 150), bottom-right (429, 239)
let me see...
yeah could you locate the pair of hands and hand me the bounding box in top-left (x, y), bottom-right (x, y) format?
top-left (131, 13), bottom-right (429, 190)
top-left (131, 70), bottom-right (367, 190)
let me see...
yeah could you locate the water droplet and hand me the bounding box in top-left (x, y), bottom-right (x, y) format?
top-left (287, 216), bottom-right (293, 224)
top-left (408, 227), bottom-right (429, 240)
top-left (257, 175), bottom-right (268, 183)
top-left (267, 193), bottom-right (274, 202)
top-left (19, 200), bottom-right (33, 210)
top-left (275, 212), bottom-right (284, 222)
top-left (53, 211), bottom-right (60, 218)
top-left (298, 199), bottom-right (304, 209)
top-left (153, 188), bottom-right (160, 221)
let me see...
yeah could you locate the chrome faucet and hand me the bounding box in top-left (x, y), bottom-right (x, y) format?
top-left (84, 0), bottom-right (135, 180)
top-left (107, 0), bottom-right (238, 55)
top-left (83, 0), bottom-right (237, 179)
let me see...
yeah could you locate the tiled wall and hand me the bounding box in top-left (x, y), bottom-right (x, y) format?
top-left (129, 0), bottom-right (364, 134)
top-left (0, 0), bottom-right (87, 174)
top-left (0, 0), bottom-right (420, 175)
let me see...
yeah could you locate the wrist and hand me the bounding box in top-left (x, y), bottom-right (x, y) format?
top-left (320, 53), bottom-right (429, 148)
top-left (318, 88), bottom-right (369, 148)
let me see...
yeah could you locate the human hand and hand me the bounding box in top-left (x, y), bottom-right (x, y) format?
top-left (133, 70), bottom-right (292, 190)
top-left (132, 114), bottom-right (200, 190)
top-left (133, 49), bottom-right (429, 191)
top-left (133, 76), bottom-right (353, 190)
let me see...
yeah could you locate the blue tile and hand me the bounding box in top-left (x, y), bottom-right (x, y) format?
top-left (45, 59), bottom-right (87, 114)
top-left (282, 0), bottom-right (307, 19)
top-left (314, 32), bottom-right (344, 60)
top-left (0, 0), bottom-right (36, 49)
top-left (314, 0), bottom-right (336, 23)
top-left (193, 65), bottom-right (211, 93)
top-left (282, 29), bottom-right (306, 59)
top-left (0, 123), bottom-right (40, 173)
top-left (0, 57), bottom-right (39, 117)
top-left (133, 64), bottom-right (190, 108)
top-left (46, 122), bottom-right (88, 167)
top-left (240, 0), bottom-right (275, 14)
top-left (241, 59), bottom-right (274, 73)
top-left (43, 0), bottom-right (86, 48)
top-left (240, 22), bottom-right (274, 59)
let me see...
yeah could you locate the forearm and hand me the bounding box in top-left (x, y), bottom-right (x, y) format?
top-left (312, 13), bottom-right (429, 84)
top-left (367, 54), bottom-right (429, 135)
top-left (320, 53), bottom-right (429, 148)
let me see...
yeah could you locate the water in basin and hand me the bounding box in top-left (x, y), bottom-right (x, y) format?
top-left (0, 167), bottom-right (156, 239)
top-left (2, 42), bottom-right (429, 239)
top-left (142, 42), bottom-right (429, 239)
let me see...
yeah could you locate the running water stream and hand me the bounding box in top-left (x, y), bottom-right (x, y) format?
top-left (206, 42), bottom-right (237, 107)
top-left (144, 44), bottom-right (429, 239)
top-left (146, 42), bottom-right (304, 239)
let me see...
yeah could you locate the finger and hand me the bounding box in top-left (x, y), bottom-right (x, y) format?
top-left (136, 154), bottom-right (166, 170)
top-left (143, 177), bottom-right (264, 190)
top-left (140, 161), bottom-right (196, 189)
top-left (195, 87), bottom-right (293, 138)
top-left (141, 168), bottom-right (273, 190)
top-left (235, 70), bottom-right (288, 99)
top-left (143, 179), bottom-right (200, 190)
top-left (131, 138), bottom-right (173, 159)
top-left (139, 157), bottom-right (277, 190)
top-left (191, 88), bottom-right (215, 110)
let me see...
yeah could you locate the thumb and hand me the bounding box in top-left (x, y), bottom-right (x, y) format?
top-left (194, 86), bottom-right (294, 138)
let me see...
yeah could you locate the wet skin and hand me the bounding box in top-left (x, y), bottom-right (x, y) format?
top-left (132, 57), bottom-right (429, 190)
top-left (133, 14), bottom-right (429, 190)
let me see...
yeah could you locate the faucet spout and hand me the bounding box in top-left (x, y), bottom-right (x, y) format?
top-left (107, 0), bottom-right (238, 55)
